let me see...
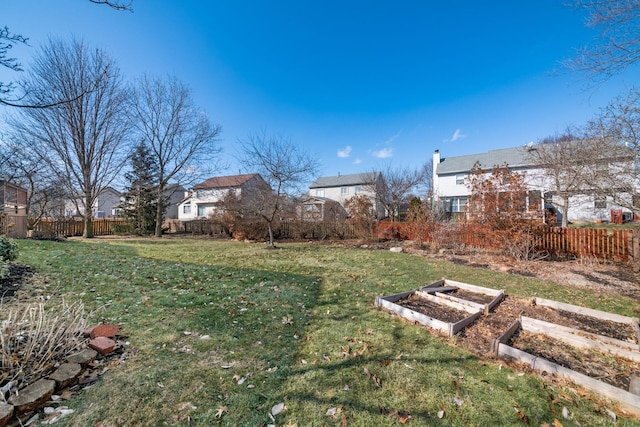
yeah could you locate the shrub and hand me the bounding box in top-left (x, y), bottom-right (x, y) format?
top-left (0, 301), bottom-right (88, 389)
top-left (0, 237), bottom-right (18, 280)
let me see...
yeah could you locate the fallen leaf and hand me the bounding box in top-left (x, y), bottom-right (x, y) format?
top-left (553, 419), bottom-right (563, 427)
top-left (215, 406), bottom-right (229, 418)
top-left (562, 406), bottom-right (570, 419)
top-left (437, 409), bottom-right (445, 419)
top-left (271, 402), bottom-right (285, 416)
top-left (514, 407), bottom-right (529, 425)
top-left (397, 410), bottom-right (412, 424)
top-left (453, 397), bottom-right (464, 406)
top-left (326, 407), bottom-right (338, 417)
top-left (605, 408), bottom-right (617, 421)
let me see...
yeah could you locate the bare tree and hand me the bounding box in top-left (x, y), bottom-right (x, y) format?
top-left (1, 0), bottom-right (132, 107)
top-left (238, 133), bottom-right (319, 247)
top-left (567, 1), bottom-right (640, 85)
top-left (365, 162), bottom-right (431, 222)
top-left (8, 38), bottom-right (131, 237)
top-left (528, 133), bottom-right (601, 227)
top-left (583, 89), bottom-right (640, 215)
top-left (130, 74), bottom-right (223, 237)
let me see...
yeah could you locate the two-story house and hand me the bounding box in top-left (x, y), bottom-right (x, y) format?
top-left (178, 173), bottom-right (270, 220)
top-left (64, 186), bottom-right (122, 219)
top-left (307, 172), bottom-right (386, 219)
top-left (432, 143), bottom-right (638, 223)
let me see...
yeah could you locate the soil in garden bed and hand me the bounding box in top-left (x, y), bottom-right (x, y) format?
top-left (448, 288), bottom-right (496, 305)
top-left (521, 305), bottom-right (637, 343)
top-left (0, 264), bottom-right (33, 300)
top-left (397, 294), bottom-right (471, 323)
top-left (510, 330), bottom-right (640, 391)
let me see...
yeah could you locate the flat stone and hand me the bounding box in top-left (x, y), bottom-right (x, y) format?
top-left (48, 363), bottom-right (82, 389)
top-left (0, 403), bottom-right (13, 427)
top-left (90, 324), bottom-right (120, 339)
top-left (89, 336), bottom-right (116, 355)
top-left (389, 247), bottom-right (403, 253)
top-left (8, 379), bottom-right (56, 415)
top-left (66, 348), bottom-right (98, 366)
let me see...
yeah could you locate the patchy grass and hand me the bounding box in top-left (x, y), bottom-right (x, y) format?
top-left (12, 237), bottom-right (640, 426)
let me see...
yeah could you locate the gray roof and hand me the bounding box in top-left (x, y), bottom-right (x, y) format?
top-left (436, 146), bottom-right (537, 175)
top-left (309, 172), bottom-right (380, 189)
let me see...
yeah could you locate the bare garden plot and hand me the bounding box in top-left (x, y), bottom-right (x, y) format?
top-left (492, 301), bottom-right (640, 414)
top-left (375, 279), bottom-right (503, 337)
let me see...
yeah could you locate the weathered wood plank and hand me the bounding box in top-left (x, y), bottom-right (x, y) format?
top-left (535, 297), bottom-right (639, 327)
top-left (414, 291), bottom-right (481, 315)
top-left (521, 316), bottom-right (640, 362)
top-left (491, 320), bottom-right (521, 356)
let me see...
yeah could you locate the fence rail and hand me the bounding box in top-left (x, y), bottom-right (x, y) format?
top-left (377, 220), bottom-right (636, 263)
top-left (33, 219), bottom-right (129, 237)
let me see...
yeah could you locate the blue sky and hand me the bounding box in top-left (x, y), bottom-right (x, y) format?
top-left (2, 1), bottom-right (640, 180)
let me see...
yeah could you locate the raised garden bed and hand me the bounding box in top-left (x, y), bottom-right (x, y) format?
top-left (375, 278), bottom-right (503, 337)
top-left (421, 278), bottom-right (504, 314)
top-left (492, 301), bottom-right (640, 414)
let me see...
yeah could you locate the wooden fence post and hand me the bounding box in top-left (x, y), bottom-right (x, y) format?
top-left (633, 229), bottom-right (640, 273)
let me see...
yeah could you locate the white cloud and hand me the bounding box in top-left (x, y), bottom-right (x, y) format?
top-left (451, 129), bottom-right (466, 142)
top-left (383, 130), bottom-right (402, 145)
top-left (353, 158), bottom-right (362, 164)
top-left (337, 145), bottom-right (352, 158)
top-left (372, 148), bottom-right (393, 158)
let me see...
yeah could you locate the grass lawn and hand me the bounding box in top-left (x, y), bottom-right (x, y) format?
top-left (11, 237), bottom-right (640, 426)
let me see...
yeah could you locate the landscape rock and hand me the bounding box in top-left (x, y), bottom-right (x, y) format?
top-left (8, 379), bottom-right (56, 414)
top-left (0, 403), bottom-right (13, 427)
top-left (48, 363), bottom-right (82, 389)
top-left (90, 323), bottom-right (120, 339)
top-left (66, 348), bottom-right (98, 366)
top-left (389, 247), bottom-right (403, 253)
top-left (89, 336), bottom-right (116, 355)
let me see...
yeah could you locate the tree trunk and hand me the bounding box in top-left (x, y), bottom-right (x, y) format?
top-left (561, 196), bottom-right (570, 228)
top-left (83, 193), bottom-right (94, 238)
top-left (267, 223), bottom-right (275, 247)
top-left (154, 196), bottom-right (164, 237)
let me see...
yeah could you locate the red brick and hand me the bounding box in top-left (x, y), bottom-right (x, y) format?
top-left (90, 324), bottom-right (120, 339)
top-left (89, 337), bottom-right (116, 355)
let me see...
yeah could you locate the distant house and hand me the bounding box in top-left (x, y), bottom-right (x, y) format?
top-left (0, 180), bottom-right (28, 238)
top-left (299, 196), bottom-right (348, 221)
top-left (432, 144), bottom-right (638, 223)
top-left (64, 187), bottom-right (121, 218)
top-left (178, 173), bottom-right (271, 220)
top-left (308, 172), bottom-right (386, 219)
top-left (163, 184), bottom-right (187, 219)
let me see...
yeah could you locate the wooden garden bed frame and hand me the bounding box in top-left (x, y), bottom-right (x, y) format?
top-left (492, 300), bottom-right (640, 414)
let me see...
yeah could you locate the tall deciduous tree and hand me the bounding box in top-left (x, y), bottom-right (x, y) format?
top-left (130, 74), bottom-right (223, 237)
top-left (1, 1), bottom-right (132, 107)
top-left (238, 133), bottom-right (319, 247)
top-left (9, 38), bottom-right (130, 237)
top-left (529, 133), bottom-right (600, 228)
top-left (583, 89), bottom-right (640, 215)
top-left (567, 1), bottom-right (640, 85)
top-left (365, 163), bottom-right (431, 222)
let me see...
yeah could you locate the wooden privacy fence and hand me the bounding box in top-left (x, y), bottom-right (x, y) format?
top-left (33, 219), bottom-right (129, 237)
top-left (378, 220), bottom-right (638, 265)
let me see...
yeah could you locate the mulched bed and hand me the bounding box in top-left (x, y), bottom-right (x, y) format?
top-left (396, 294), bottom-right (471, 323)
top-left (0, 264), bottom-right (33, 300)
top-left (510, 331), bottom-right (639, 390)
top-left (521, 305), bottom-right (638, 343)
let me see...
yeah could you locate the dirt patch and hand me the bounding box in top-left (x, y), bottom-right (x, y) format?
top-left (0, 264), bottom-right (34, 300)
top-left (396, 294), bottom-right (471, 324)
top-left (448, 288), bottom-right (496, 305)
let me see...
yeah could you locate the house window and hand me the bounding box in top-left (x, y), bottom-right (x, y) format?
top-left (315, 189), bottom-right (325, 197)
top-left (594, 195), bottom-right (607, 209)
top-left (197, 205), bottom-right (206, 217)
top-left (183, 203), bottom-right (191, 214)
top-left (341, 187), bottom-right (349, 195)
top-left (111, 208), bottom-right (121, 217)
top-left (355, 186), bottom-right (363, 194)
top-left (455, 174), bottom-right (465, 185)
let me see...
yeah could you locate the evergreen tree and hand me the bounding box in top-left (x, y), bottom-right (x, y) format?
top-left (120, 142), bottom-right (159, 234)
